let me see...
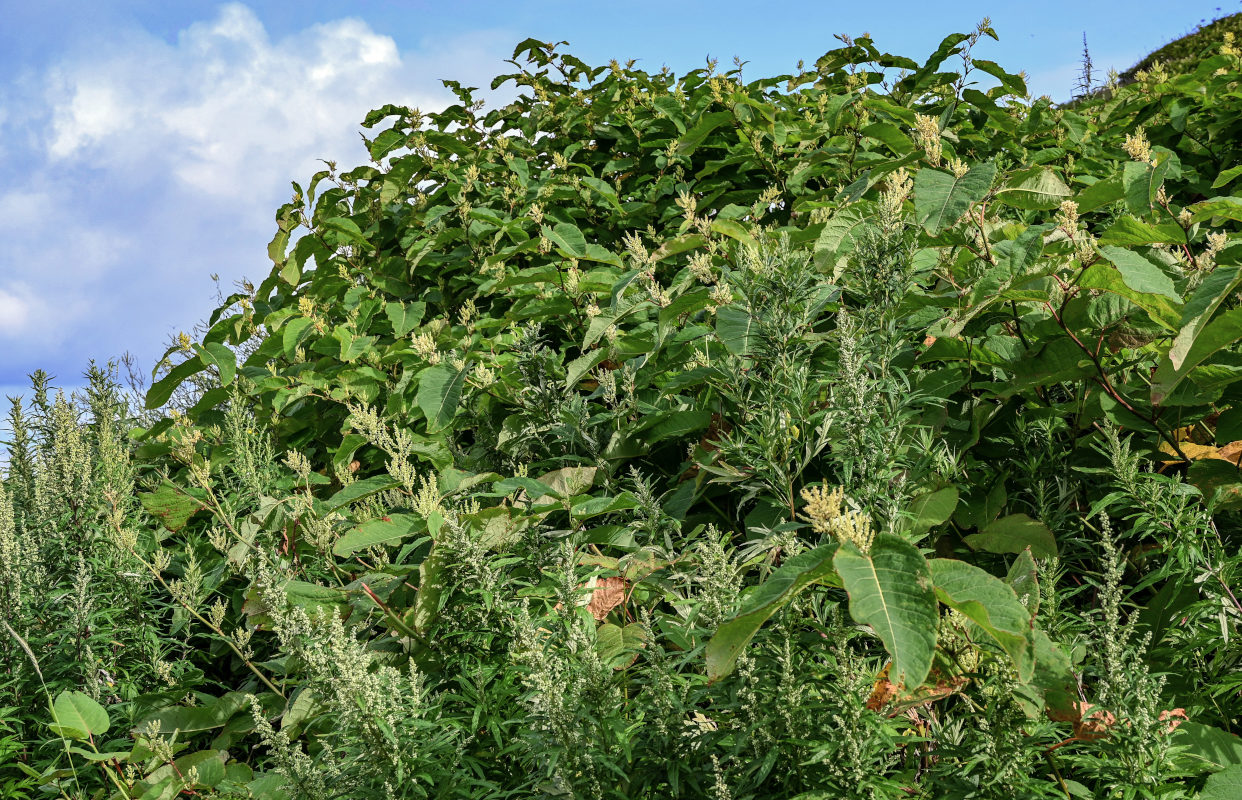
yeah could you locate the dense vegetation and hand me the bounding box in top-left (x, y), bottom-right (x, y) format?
top-left (5, 18), bottom-right (1242, 799)
top-left (1121, 11), bottom-right (1242, 86)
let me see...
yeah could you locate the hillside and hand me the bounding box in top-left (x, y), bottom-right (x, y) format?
top-left (1122, 9), bottom-right (1242, 83)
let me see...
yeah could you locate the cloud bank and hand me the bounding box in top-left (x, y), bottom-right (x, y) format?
top-left (0, 3), bottom-right (511, 393)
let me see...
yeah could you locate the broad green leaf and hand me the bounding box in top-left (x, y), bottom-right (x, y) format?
top-left (963, 514), bottom-right (1057, 558)
top-left (52, 691), bottom-right (109, 740)
top-left (408, 537), bottom-right (448, 637)
top-left (710, 218), bottom-right (756, 249)
top-left (537, 466), bottom-right (597, 497)
top-left (566, 349), bottom-right (610, 387)
top-left (544, 222), bottom-right (587, 258)
top-left (994, 166), bottom-right (1070, 210)
top-left (1097, 246), bottom-right (1179, 300)
top-left (385, 301), bottom-right (425, 337)
top-left (197, 342), bottom-right (236, 387)
top-left (813, 205), bottom-right (871, 272)
top-left (929, 559), bottom-right (1034, 681)
top-left (972, 59), bottom-right (1027, 96)
top-left (324, 475), bottom-right (400, 512)
top-left (570, 493), bottom-right (640, 521)
top-left (715, 304), bottom-right (755, 356)
top-left (677, 110), bottom-right (733, 155)
top-left (914, 162), bottom-right (996, 233)
top-left (1153, 307), bottom-right (1242, 404)
top-left (900, 487), bottom-right (958, 536)
top-left (1190, 196), bottom-right (1242, 224)
top-left (135, 692), bottom-right (251, 735)
top-left (580, 176), bottom-right (622, 210)
top-left (595, 622), bottom-right (646, 669)
top-left (1203, 766), bottom-right (1242, 800)
top-left (145, 356), bottom-right (207, 410)
top-left (1173, 722), bottom-right (1242, 771)
top-left (337, 331), bottom-right (376, 363)
top-left (834, 535), bottom-right (938, 689)
top-left (417, 365), bottom-right (466, 434)
top-left (1006, 549), bottom-right (1040, 617)
top-left (1028, 629), bottom-right (1076, 716)
top-left (140, 483), bottom-right (205, 532)
top-left (1075, 175), bottom-right (1124, 213)
top-left (1078, 262), bottom-right (1182, 331)
top-left (1212, 165), bottom-right (1242, 189)
top-left (1123, 158), bottom-right (1173, 216)
top-left (145, 749), bottom-right (229, 789)
top-left (319, 216), bottom-right (372, 250)
top-left (282, 317), bottom-right (315, 359)
top-left (333, 513), bottom-right (420, 556)
top-left (1099, 216), bottom-right (1187, 246)
top-left (705, 544), bottom-right (838, 681)
top-left (1168, 267), bottom-right (1242, 370)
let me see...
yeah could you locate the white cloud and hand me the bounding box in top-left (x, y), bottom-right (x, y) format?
top-left (43, 4), bottom-right (445, 203)
top-left (0, 288), bottom-right (33, 335)
top-left (0, 3), bottom-right (514, 383)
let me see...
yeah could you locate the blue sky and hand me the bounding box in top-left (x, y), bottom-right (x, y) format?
top-left (0, 0), bottom-right (1238, 417)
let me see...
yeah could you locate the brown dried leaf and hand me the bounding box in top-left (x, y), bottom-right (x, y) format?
top-left (586, 576), bottom-right (628, 621)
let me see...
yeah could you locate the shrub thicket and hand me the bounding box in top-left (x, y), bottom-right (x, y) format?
top-left (4, 21), bottom-right (1242, 799)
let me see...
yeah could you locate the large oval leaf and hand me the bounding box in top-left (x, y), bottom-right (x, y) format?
top-left (705, 544), bottom-right (838, 682)
top-left (52, 691), bottom-right (109, 740)
top-left (417, 365), bottom-right (467, 434)
top-left (914, 162), bottom-right (996, 234)
top-left (929, 559), bottom-right (1035, 681)
top-left (834, 535), bottom-right (938, 689)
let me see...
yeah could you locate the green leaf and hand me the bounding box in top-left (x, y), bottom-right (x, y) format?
top-left (710, 218), bottom-right (756, 250)
top-left (964, 514), bottom-right (1057, 558)
top-left (595, 622), bottom-right (646, 669)
top-left (1078, 262), bottom-right (1182, 331)
top-left (146, 357), bottom-right (207, 410)
top-left (1190, 196), bottom-right (1242, 224)
top-left (1099, 216), bottom-right (1187, 246)
top-left (929, 559), bottom-right (1035, 681)
top-left (417, 365), bottom-right (467, 434)
top-left (972, 59), bottom-right (1027, 96)
top-left (197, 342), bottom-right (236, 386)
top-left (282, 317), bottom-right (315, 359)
top-left (834, 535), bottom-right (938, 689)
top-left (1097, 246), bottom-right (1180, 300)
top-left (1168, 267), bottom-right (1242, 372)
top-left (52, 691), bottom-right (109, 740)
top-left (324, 475), bottom-right (401, 512)
top-left (995, 167), bottom-right (1071, 210)
top-left (705, 544), bottom-right (838, 681)
top-left (1153, 307), bottom-right (1242, 405)
top-left (140, 483), bottom-right (205, 532)
top-left (319, 217), bottom-right (373, 250)
top-left (385, 301), bottom-right (426, 337)
top-left (1006, 549), bottom-right (1040, 617)
top-left (900, 487), bottom-right (958, 536)
top-left (1075, 175), bottom-right (1124, 213)
top-left (1203, 766), bottom-right (1242, 800)
top-left (1212, 165), bottom-right (1242, 189)
top-left (677, 110), bottom-right (733, 155)
top-left (544, 222), bottom-right (587, 258)
top-left (580, 176), bottom-right (623, 210)
top-left (1123, 159), bottom-right (1173, 216)
top-left (914, 162), bottom-right (996, 233)
top-left (715, 304), bottom-right (755, 356)
top-left (333, 514), bottom-right (420, 557)
top-left (135, 692), bottom-right (251, 736)
top-left (1172, 722), bottom-right (1242, 771)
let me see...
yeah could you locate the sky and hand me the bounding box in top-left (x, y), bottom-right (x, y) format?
top-left (0, 0), bottom-right (1239, 423)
